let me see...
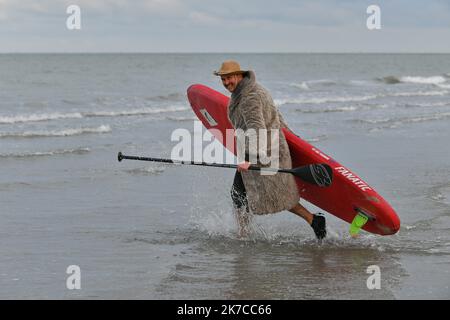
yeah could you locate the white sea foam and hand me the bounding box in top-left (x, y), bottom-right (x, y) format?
top-left (0, 125), bottom-right (111, 138)
top-left (296, 104), bottom-right (389, 114)
top-left (349, 80), bottom-right (371, 86)
top-left (289, 82), bottom-right (310, 90)
top-left (0, 147), bottom-right (91, 159)
top-left (166, 116), bottom-right (197, 122)
top-left (299, 106), bottom-right (359, 113)
top-left (380, 75), bottom-right (448, 85)
top-left (355, 118), bottom-right (392, 125)
top-left (84, 106), bottom-right (189, 117)
top-left (399, 76), bottom-right (447, 85)
top-left (275, 94), bottom-right (378, 106)
top-left (435, 83), bottom-right (450, 89)
top-left (396, 112), bottom-right (450, 124)
top-left (359, 112), bottom-right (450, 130)
top-left (275, 89), bottom-right (448, 106)
top-left (405, 101), bottom-right (449, 108)
top-left (0, 112), bottom-right (83, 124)
top-left (307, 79), bottom-right (337, 86)
top-left (0, 106), bottom-right (189, 124)
top-left (306, 135), bottom-right (328, 143)
top-left (390, 90), bottom-right (448, 97)
top-left (430, 194), bottom-right (445, 201)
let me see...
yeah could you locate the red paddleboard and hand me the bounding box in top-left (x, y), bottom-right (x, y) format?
top-left (187, 84), bottom-right (400, 236)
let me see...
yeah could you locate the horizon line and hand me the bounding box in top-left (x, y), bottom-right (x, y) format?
top-left (1, 51), bottom-right (450, 54)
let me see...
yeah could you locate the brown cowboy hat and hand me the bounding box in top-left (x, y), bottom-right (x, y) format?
top-left (213, 60), bottom-right (247, 76)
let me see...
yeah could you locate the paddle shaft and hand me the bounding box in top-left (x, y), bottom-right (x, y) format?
top-left (117, 152), bottom-right (292, 174)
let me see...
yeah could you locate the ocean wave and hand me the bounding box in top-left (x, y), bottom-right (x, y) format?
top-left (125, 166), bottom-right (166, 175)
top-left (153, 92), bottom-right (185, 101)
top-left (289, 82), bottom-right (310, 90)
top-left (276, 89), bottom-right (448, 106)
top-left (378, 75), bottom-right (447, 85)
top-left (84, 106), bottom-right (189, 118)
top-left (352, 118), bottom-right (391, 125)
top-left (0, 147), bottom-right (91, 159)
top-left (298, 106), bottom-right (358, 113)
top-left (0, 125), bottom-right (111, 139)
top-left (23, 101), bottom-right (49, 108)
top-left (62, 99), bottom-right (83, 105)
top-left (166, 116), bottom-right (197, 122)
top-left (435, 83), bottom-right (450, 89)
top-left (389, 90), bottom-right (448, 97)
top-left (291, 79), bottom-right (373, 89)
top-left (298, 104), bottom-right (389, 114)
top-left (0, 112), bottom-right (83, 124)
top-left (305, 135), bottom-right (328, 143)
top-left (93, 93), bottom-right (185, 105)
top-left (306, 79), bottom-right (337, 86)
top-left (275, 94), bottom-right (378, 105)
top-left (400, 76), bottom-right (446, 85)
top-left (289, 79), bottom-right (338, 90)
top-left (354, 112), bottom-right (450, 129)
top-left (0, 106), bottom-right (189, 124)
top-left (377, 76), bottom-right (401, 84)
top-left (349, 80), bottom-right (372, 86)
top-left (403, 101), bottom-right (450, 108)
top-left (428, 183), bottom-right (450, 206)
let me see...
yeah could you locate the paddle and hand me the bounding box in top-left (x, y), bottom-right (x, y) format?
top-left (118, 152), bottom-right (333, 187)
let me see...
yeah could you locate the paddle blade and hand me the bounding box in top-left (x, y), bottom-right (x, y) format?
top-left (291, 163), bottom-right (333, 187)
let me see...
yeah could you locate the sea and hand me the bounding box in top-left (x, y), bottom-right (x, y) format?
top-left (1, 53), bottom-right (449, 299)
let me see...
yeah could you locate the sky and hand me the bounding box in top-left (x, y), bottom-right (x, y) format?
top-left (1, 0), bottom-right (450, 53)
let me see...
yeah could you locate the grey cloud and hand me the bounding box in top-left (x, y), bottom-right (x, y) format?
top-left (1, 0), bottom-right (450, 52)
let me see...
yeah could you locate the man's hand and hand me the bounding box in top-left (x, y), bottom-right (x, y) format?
top-left (237, 161), bottom-right (251, 172)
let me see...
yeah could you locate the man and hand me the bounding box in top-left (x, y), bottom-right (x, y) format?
top-left (213, 60), bottom-right (327, 240)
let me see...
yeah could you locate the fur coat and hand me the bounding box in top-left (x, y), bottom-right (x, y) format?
top-left (227, 71), bottom-right (300, 214)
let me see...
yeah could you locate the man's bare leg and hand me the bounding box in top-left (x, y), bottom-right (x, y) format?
top-left (290, 202), bottom-right (327, 239)
top-left (289, 202), bottom-right (314, 224)
top-left (235, 209), bottom-right (251, 238)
